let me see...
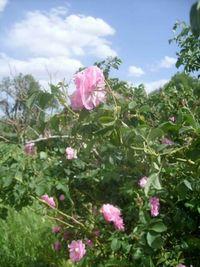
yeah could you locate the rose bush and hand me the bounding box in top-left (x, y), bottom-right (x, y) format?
top-left (0, 53), bottom-right (200, 266)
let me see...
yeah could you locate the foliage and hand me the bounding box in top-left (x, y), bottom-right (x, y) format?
top-left (0, 19), bottom-right (200, 266)
top-left (0, 74), bottom-right (59, 143)
top-left (0, 203), bottom-right (65, 267)
top-left (190, 1), bottom-right (200, 37)
top-left (170, 21), bottom-right (200, 76)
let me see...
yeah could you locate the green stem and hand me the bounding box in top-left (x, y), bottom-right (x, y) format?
top-left (37, 197), bottom-right (87, 230)
top-left (46, 215), bottom-right (74, 228)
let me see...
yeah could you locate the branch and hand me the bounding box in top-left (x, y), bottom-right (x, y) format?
top-left (26, 135), bottom-right (70, 144)
top-left (0, 136), bottom-right (10, 142)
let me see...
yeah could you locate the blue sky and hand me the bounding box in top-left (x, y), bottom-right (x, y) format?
top-left (0, 0), bottom-right (196, 92)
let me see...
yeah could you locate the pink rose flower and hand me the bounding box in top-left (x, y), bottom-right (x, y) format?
top-left (52, 241), bottom-right (61, 251)
top-left (169, 116), bottom-right (176, 122)
top-left (70, 66), bottom-right (106, 110)
top-left (150, 197), bottom-right (160, 217)
top-left (176, 265), bottom-right (186, 267)
top-left (161, 137), bottom-right (174, 145)
top-left (138, 176), bottom-right (148, 188)
top-left (59, 194), bottom-right (65, 201)
top-left (66, 147), bottom-right (77, 160)
top-left (41, 194), bottom-right (56, 208)
top-left (114, 217), bottom-right (125, 231)
top-left (100, 204), bottom-right (125, 231)
top-left (52, 225), bottom-right (61, 234)
top-left (68, 240), bottom-right (86, 262)
top-left (24, 143), bottom-right (36, 156)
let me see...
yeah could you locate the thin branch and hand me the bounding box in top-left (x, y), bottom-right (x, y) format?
top-left (26, 135), bottom-right (70, 144)
top-left (0, 136), bottom-right (10, 142)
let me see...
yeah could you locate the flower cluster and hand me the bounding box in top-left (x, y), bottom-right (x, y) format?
top-left (100, 204), bottom-right (124, 231)
top-left (70, 66), bottom-right (106, 110)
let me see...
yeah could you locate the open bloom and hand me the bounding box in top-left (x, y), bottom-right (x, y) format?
top-left (68, 240), bottom-right (86, 262)
top-left (150, 197), bottom-right (160, 217)
top-left (66, 147), bottom-right (77, 160)
top-left (24, 143), bottom-right (36, 156)
top-left (100, 204), bottom-right (125, 231)
top-left (70, 66), bottom-right (106, 110)
top-left (138, 176), bottom-right (148, 188)
top-left (41, 194), bottom-right (56, 208)
top-left (176, 265), bottom-right (186, 267)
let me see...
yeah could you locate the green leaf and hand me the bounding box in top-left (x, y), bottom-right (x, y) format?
top-left (148, 128), bottom-right (163, 141)
top-left (146, 232), bottom-right (163, 249)
top-left (39, 151), bottom-right (47, 160)
top-left (128, 101), bottom-right (137, 110)
top-left (183, 179), bottom-right (193, 191)
top-left (150, 222), bottom-right (167, 233)
top-left (111, 238), bottom-right (121, 252)
top-left (144, 173), bottom-right (162, 196)
top-left (99, 116), bottom-right (116, 126)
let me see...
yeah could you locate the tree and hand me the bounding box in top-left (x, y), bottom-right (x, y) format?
top-left (170, 22), bottom-right (200, 76)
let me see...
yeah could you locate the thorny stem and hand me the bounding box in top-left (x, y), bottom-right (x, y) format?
top-left (46, 215), bottom-right (74, 228)
top-left (38, 197), bottom-right (87, 230)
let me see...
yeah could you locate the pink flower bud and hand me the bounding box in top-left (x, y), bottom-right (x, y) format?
top-left (169, 116), bottom-right (176, 122)
top-left (66, 147), bottom-right (77, 160)
top-left (52, 241), bottom-right (61, 251)
top-left (138, 176), bottom-right (148, 188)
top-left (85, 239), bottom-right (93, 247)
top-left (59, 194), bottom-right (65, 201)
top-left (24, 143), bottom-right (36, 156)
top-left (150, 197), bottom-right (160, 217)
top-left (41, 194), bottom-right (56, 208)
top-left (52, 225), bottom-right (61, 234)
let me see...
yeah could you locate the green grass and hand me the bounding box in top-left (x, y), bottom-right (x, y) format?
top-left (0, 203), bottom-right (62, 267)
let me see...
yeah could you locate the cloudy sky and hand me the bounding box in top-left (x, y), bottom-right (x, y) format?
top-left (0, 0), bottom-right (195, 92)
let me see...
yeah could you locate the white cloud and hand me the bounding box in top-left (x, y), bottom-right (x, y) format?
top-left (0, 53), bottom-right (82, 88)
top-left (143, 79), bottom-right (168, 93)
top-left (0, 0), bottom-right (8, 12)
top-left (0, 6), bottom-right (117, 88)
top-left (128, 65), bottom-right (145, 77)
top-left (6, 9), bottom-right (116, 59)
top-left (160, 56), bottom-right (176, 69)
